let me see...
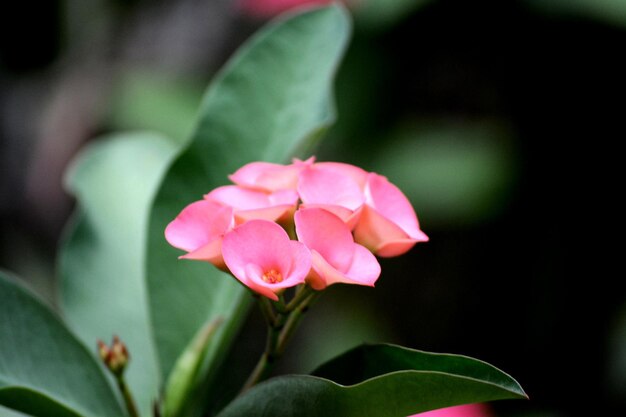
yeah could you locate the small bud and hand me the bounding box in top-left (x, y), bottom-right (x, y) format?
top-left (97, 335), bottom-right (130, 377)
top-left (97, 339), bottom-right (109, 361)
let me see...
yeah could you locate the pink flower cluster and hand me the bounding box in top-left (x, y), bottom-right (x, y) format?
top-left (165, 157), bottom-right (428, 300)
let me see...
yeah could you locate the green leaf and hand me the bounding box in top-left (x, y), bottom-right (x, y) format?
top-left (59, 132), bottom-right (180, 416)
top-left (0, 405), bottom-right (30, 417)
top-left (0, 271), bottom-right (127, 417)
top-left (217, 344), bottom-right (526, 417)
top-left (163, 317), bottom-right (222, 417)
top-left (106, 72), bottom-right (204, 143)
top-left (145, 4), bottom-right (351, 413)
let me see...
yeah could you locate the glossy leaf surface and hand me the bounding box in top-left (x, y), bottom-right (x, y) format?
top-left (217, 344), bottom-right (526, 417)
top-left (0, 271), bottom-right (126, 417)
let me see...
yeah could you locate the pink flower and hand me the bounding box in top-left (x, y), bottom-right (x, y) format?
top-left (409, 403), bottom-right (494, 417)
top-left (354, 173), bottom-right (429, 257)
top-left (229, 157), bottom-right (314, 192)
top-left (237, 0), bottom-right (335, 18)
top-left (313, 161), bottom-right (368, 189)
top-left (297, 164), bottom-right (365, 229)
top-left (205, 185), bottom-right (299, 225)
top-left (165, 200), bottom-right (234, 268)
top-left (294, 208), bottom-right (380, 290)
top-left (221, 220), bottom-right (311, 300)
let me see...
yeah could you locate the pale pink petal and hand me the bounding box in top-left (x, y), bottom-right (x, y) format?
top-left (354, 205), bottom-right (427, 257)
top-left (243, 264), bottom-right (280, 301)
top-left (206, 186), bottom-right (298, 224)
top-left (206, 185), bottom-right (269, 208)
top-left (298, 167), bottom-right (364, 211)
top-left (296, 208), bottom-right (380, 289)
top-left (222, 220), bottom-right (292, 276)
top-left (222, 220), bottom-right (310, 299)
top-left (409, 403), bottom-right (493, 417)
top-left (295, 208), bottom-right (354, 273)
top-left (343, 244), bottom-right (380, 286)
top-left (298, 204), bottom-right (363, 230)
top-left (234, 205), bottom-right (294, 224)
top-left (180, 240), bottom-right (224, 268)
top-left (245, 242), bottom-right (310, 294)
top-left (229, 161), bottom-right (304, 191)
top-left (268, 189), bottom-right (300, 205)
top-left (285, 240), bottom-right (313, 281)
top-left (308, 250), bottom-right (361, 288)
top-left (314, 161), bottom-right (368, 189)
top-left (365, 173), bottom-right (424, 239)
top-left (165, 200), bottom-right (233, 252)
top-left (308, 247), bottom-right (379, 288)
top-left (376, 239), bottom-right (421, 258)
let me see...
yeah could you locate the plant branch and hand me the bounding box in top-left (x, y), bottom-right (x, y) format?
top-left (117, 375), bottom-right (140, 417)
top-left (240, 288), bottom-right (320, 393)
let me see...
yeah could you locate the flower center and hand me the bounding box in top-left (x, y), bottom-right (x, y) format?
top-left (262, 268), bottom-right (283, 284)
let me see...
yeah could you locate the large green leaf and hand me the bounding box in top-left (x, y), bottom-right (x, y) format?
top-left (59, 132), bottom-right (180, 416)
top-left (0, 271), bottom-right (126, 417)
top-left (217, 344), bottom-right (527, 417)
top-left (145, 3), bottom-right (351, 410)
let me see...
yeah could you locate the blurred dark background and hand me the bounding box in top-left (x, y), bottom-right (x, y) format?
top-left (1, 0), bottom-right (623, 416)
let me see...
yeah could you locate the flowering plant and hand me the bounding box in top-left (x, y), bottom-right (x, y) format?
top-left (0, 4), bottom-right (525, 417)
top-left (165, 157), bottom-right (428, 297)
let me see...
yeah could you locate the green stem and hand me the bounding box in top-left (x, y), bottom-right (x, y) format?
top-left (285, 285), bottom-right (314, 311)
top-left (240, 319), bottom-right (282, 392)
top-left (240, 289), bottom-right (320, 393)
top-left (117, 375), bottom-right (140, 417)
top-left (258, 296), bottom-right (278, 327)
top-left (276, 292), bottom-right (319, 356)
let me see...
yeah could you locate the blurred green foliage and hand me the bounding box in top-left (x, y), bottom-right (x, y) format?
top-left (106, 72), bottom-right (204, 143)
top-left (372, 119), bottom-right (518, 227)
top-left (524, 0), bottom-right (626, 28)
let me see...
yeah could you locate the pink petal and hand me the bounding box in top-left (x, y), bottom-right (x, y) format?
top-left (243, 241), bottom-right (311, 299)
top-left (206, 185), bottom-right (269, 208)
top-left (365, 173), bottom-right (424, 239)
top-left (354, 205), bottom-right (427, 257)
top-left (243, 264), bottom-right (280, 301)
top-left (314, 161), bottom-right (369, 189)
top-left (165, 200), bottom-right (233, 252)
top-left (295, 208), bottom-right (355, 273)
top-left (234, 205), bottom-right (295, 224)
top-left (180, 239), bottom-right (224, 268)
top-left (295, 208), bottom-right (380, 289)
top-left (343, 244), bottom-right (380, 286)
top-left (308, 250), bottom-right (359, 288)
top-left (222, 220), bottom-right (311, 299)
top-left (298, 203), bottom-right (362, 230)
top-left (206, 186), bottom-right (298, 224)
top-left (206, 186), bottom-right (298, 209)
top-left (298, 166), bottom-right (364, 211)
top-left (228, 161), bottom-right (305, 191)
top-left (308, 246), bottom-right (379, 288)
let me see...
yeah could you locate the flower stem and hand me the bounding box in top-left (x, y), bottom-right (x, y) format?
top-left (240, 317), bottom-right (282, 392)
top-left (116, 374), bottom-right (140, 417)
top-left (277, 291), bottom-right (319, 356)
top-left (240, 288), bottom-right (320, 393)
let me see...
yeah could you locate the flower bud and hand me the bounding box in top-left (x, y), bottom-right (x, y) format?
top-left (97, 335), bottom-right (130, 377)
